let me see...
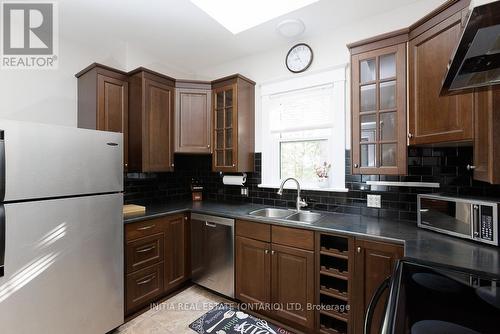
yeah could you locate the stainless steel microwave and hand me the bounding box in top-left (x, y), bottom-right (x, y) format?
top-left (417, 194), bottom-right (499, 246)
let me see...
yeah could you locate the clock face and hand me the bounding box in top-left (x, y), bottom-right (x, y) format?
top-left (286, 43), bottom-right (313, 73)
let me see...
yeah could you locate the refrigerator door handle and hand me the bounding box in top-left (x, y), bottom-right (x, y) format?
top-left (0, 204), bottom-right (5, 277)
top-left (0, 130), bottom-right (5, 202)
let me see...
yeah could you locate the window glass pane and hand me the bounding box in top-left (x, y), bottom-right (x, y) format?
top-left (225, 150), bottom-right (233, 166)
top-left (225, 90), bottom-right (233, 107)
top-left (216, 110), bottom-right (224, 129)
top-left (361, 114), bottom-right (377, 142)
top-left (361, 144), bottom-right (376, 167)
top-left (225, 129), bottom-right (232, 148)
top-left (380, 112), bottom-right (397, 141)
top-left (360, 84), bottom-right (376, 112)
top-left (280, 140), bottom-right (328, 183)
top-left (225, 107), bottom-right (233, 127)
top-left (269, 84), bottom-right (333, 132)
top-left (380, 81), bottom-right (396, 110)
top-left (216, 130), bottom-right (224, 149)
top-left (360, 58), bottom-right (376, 83)
top-left (216, 93), bottom-right (224, 109)
top-left (216, 150), bottom-right (224, 166)
top-left (380, 54), bottom-right (396, 79)
top-left (381, 143), bottom-right (397, 166)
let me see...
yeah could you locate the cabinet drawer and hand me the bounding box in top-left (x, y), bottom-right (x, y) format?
top-left (125, 217), bottom-right (166, 241)
top-left (126, 233), bottom-right (165, 273)
top-left (236, 220), bottom-right (271, 242)
top-left (126, 262), bottom-right (164, 314)
top-left (272, 225), bottom-right (314, 251)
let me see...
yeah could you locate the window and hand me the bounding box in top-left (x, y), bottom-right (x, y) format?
top-left (260, 68), bottom-right (347, 191)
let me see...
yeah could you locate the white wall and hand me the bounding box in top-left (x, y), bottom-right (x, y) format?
top-left (195, 0), bottom-right (446, 151)
top-left (0, 37), bottom-right (127, 126)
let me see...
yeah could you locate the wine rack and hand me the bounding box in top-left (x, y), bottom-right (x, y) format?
top-left (317, 233), bottom-right (354, 334)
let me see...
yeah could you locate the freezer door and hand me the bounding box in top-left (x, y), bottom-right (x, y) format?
top-left (0, 194), bottom-right (124, 334)
top-left (0, 119), bottom-right (123, 202)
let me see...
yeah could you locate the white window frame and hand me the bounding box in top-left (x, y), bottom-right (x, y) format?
top-left (259, 66), bottom-right (348, 192)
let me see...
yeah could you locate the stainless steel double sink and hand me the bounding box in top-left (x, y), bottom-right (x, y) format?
top-left (248, 208), bottom-right (322, 224)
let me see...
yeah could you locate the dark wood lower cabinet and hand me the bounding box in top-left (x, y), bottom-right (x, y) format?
top-left (353, 239), bottom-right (404, 334)
top-left (166, 214), bottom-right (190, 290)
top-left (125, 213), bottom-right (189, 316)
top-left (235, 236), bottom-right (271, 305)
top-left (271, 244), bottom-right (315, 331)
top-left (235, 222), bottom-right (315, 332)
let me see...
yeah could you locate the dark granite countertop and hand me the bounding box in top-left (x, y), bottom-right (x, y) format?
top-left (124, 200), bottom-right (500, 277)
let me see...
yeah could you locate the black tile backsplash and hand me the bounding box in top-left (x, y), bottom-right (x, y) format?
top-left (125, 146), bottom-right (500, 221)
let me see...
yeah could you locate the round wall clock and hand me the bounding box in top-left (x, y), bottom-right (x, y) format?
top-left (285, 43), bottom-right (313, 73)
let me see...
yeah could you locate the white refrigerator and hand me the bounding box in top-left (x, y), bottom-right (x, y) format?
top-left (0, 120), bottom-right (124, 334)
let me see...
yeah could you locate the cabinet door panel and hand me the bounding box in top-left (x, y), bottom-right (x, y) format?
top-left (351, 43), bottom-right (407, 175)
top-left (166, 215), bottom-right (189, 291)
top-left (353, 239), bottom-right (403, 334)
top-left (175, 89), bottom-right (211, 153)
top-left (97, 74), bottom-right (128, 169)
top-left (409, 11), bottom-right (473, 145)
top-left (235, 236), bottom-right (271, 305)
top-left (145, 79), bottom-right (173, 171)
top-left (271, 244), bottom-right (315, 331)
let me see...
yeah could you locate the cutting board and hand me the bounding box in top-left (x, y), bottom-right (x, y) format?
top-left (123, 204), bottom-right (146, 217)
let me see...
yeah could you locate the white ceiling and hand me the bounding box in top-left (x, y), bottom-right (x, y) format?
top-left (60, 0), bottom-right (444, 74)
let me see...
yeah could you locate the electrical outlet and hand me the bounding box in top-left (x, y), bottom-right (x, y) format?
top-left (367, 194), bottom-right (381, 208)
top-left (241, 187), bottom-right (249, 197)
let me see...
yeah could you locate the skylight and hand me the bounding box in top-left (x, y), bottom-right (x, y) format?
top-left (190, 0), bottom-right (319, 34)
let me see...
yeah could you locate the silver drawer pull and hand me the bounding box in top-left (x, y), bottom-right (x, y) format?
top-left (205, 222), bottom-right (217, 228)
top-left (136, 246), bottom-right (156, 253)
top-left (419, 209), bottom-right (429, 213)
top-left (137, 224), bottom-right (155, 231)
top-left (137, 275), bottom-right (155, 285)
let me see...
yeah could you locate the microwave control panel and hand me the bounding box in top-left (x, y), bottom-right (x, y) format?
top-left (480, 205), bottom-right (494, 241)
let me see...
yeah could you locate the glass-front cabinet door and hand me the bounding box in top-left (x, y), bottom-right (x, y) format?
top-left (351, 43), bottom-right (407, 175)
top-left (213, 84), bottom-right (237, 171)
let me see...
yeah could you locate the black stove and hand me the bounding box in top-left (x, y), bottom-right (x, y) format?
top-left (374, 259), bottom-right (500, 334)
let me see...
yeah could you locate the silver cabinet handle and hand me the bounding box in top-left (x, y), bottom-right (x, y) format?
top-left (207, 144), bottom-right (210, 148)
top-left (205, 222), bottom-right (217, 228)
top-left (271, 250), bottom-right (275, 255)
top-left (232, 163), bottom-right (236, 167)
top-left (408, 133), bottom-right (414, 139)
top-left (136, 245), bottom-right (156, 253)
top-left (184, 216), bottom-right (188, 221)
top-left (137, 275), bottom-right (155, 285)
top-left (171, 163), bottom-right (175, 167)
top-left (264, 249), bottom-right (269, 254)
top-left (419, 209), bottom-right (429, 213)
top-left (467, 165), bottom-right (476, 171)
top-left (137, 224), bottom-right (155, 231)
top-left (357, 247), bottom-right (361, 253)
top-left (354, 164), bottom-right (359, 168)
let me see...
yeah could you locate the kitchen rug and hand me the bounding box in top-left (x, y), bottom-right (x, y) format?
top-left (189, 303), bottom-right (296, 334)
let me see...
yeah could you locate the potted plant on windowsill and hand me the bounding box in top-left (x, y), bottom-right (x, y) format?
top-left (314, 162), bottom-right (331, 189)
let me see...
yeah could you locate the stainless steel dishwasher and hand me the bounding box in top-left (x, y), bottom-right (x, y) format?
top-left (190, 213), bottom-right (235, 298)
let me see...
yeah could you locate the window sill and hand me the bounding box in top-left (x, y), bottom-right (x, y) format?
top-left (257, 183), bottom-right (349, 193)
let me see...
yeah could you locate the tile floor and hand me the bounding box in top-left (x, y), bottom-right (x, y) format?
top-left (115, 285), bottom-right (230, 334)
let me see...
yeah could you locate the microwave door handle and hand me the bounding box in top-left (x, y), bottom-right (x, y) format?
top-left (473, 205), bottom-right (480, 238)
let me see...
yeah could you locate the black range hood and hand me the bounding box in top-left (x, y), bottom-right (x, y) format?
top-left (441, 0), bottom-right (500, 95)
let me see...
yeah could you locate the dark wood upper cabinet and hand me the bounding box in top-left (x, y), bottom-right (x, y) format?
top-left (128, 68), bottom-right (175, 172)
top-left (174, 81), bottom-right (212, 154)
top-left (235, 236), bottom-right (271, 306)
top-left (350, 41), bottom-right (407, 175)
top-left (408, 3), bottom-right (473, 145)
top-left (353, 239), bottom-right (403, 334)
top-left (212, 75), bottom-right (255, 172)
top-left (76, 63), bottom-right (129, 171)
top-left (473, 88), bottom-right (500, 184)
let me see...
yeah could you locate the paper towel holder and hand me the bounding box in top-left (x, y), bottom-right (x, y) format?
top-left (222, 172), bottom-right (247, 186)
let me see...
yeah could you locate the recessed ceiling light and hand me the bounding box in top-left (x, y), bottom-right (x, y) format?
top-left (190, 0), bottom-right (319, 34)
top-left (277, 19), bottom-right (306, 38)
